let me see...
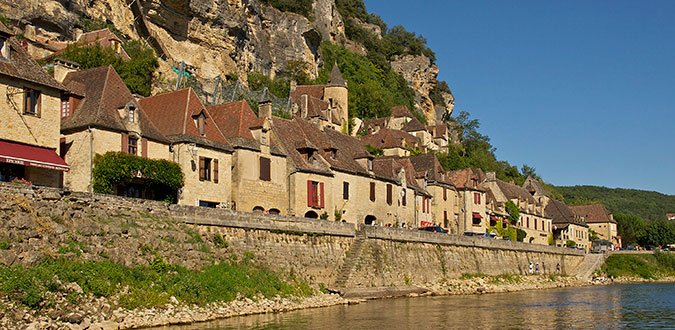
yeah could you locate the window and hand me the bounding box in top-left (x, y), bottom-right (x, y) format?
top-left (259, 157), bottom-right (271, 181)
top-left (444, 211), bottom-right (448, 228)
top-left (343, 181), bottom-right (349, 200)
top-left (128, 107), bottom-right (136, 123)
top-left (307, 180), bottom-right (324, 208)
top-left (386, 184), bottom-right (392, 205)
top-left (473, 192), bottom-right (481, 205)
top-left (24, 89), bottom-right (41, 116)
top-left (443, 187), bottom-right (447, 201)
top-left (194, 112), bottom-right (206, 136)
top-left (472, 215), bottom-right (481, 226)
top-left (330, 149), bottom-right (337, 161)
top-left (261, 130), bottom-right (267, 145)
top-left (0, 37), bottom-right (5, 58)
top-left (535, 218), bottom-right (537, 230)
top-left (402, 189), bottom-right (407, 206)
top-left (367, 158), bottom-right (373, 171)
top-left (61, 98), bottom-right (70, 118)
top-left (369, 182), bottom-right (375, 202)
top-left (526, 217), bottom-right (530, 228)
top-left (128, 137), bottom-right (138, 155)
top-left (199, 157), bottom-right (213, 181)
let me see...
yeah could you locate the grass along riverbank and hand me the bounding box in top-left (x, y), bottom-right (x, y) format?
top-left (0, 256), bottom-right (315, 329)
top-left (601, 251), bottom-right (675, 280)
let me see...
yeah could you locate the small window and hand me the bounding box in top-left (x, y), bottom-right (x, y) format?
top-left (367, 158), bottom-right (373, 171)
top-left (128, 137), bottom-right (138, 155)
top-left (0, 37), bottom-right (6, 58)
top-left (128, 107), bottom-right (135, 123)
top-left (259, 157), bottom-right (271, 181)
top-left (369, 182), bottom-right (375, 202)
top-left (24, 89), bottom-right (41, 116)
top-left (402, 189), bottom-right (407, 206)
top-left (330, 149), bottom-right (337, 161)
top-left (199, 157), bottom-right (212, 181)
top-left (343, 181), bottom-right (349, 200)
top-left (261, 130), bottom-right (267, 145)
top-left (473, 192), bottom-right (481, 205)
top-left (61, 98), bottom-right (70, 118)
top-left (386, 184), bottom-right (392, 205)
top-left (443, 187), bottom-right (447, 201)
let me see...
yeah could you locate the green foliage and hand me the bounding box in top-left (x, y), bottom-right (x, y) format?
top-left (0, 13), bottom-right (12, 29)
top-left (554, 185), bottom-right (675, 222)
top-left (77, 18), bottom-right (125, 41)
top-left (334, 208), bottom-right (343, 222)
top-left (260, 0), bottom-right (314, 19)
top-left (602, 252), bottom-right (675, 279)
top-left (247, 71), bottom-right (290, 99)
top-left (212, 233), bottom-right (228, 249)
top-left (430, 81), bottom-right (452, 106)
top-left (364, 144), bottom-right (384, 156)
top-left (505, 200), bottom-right (520, 226)
top-left (488, 220), bottom-right (517, 241)
top-left (516, 228), bottom-right (527, 242)
top-left (0, 240), bottom-right (9, 250)
top-left (92, 152), bottom-right (184, 202)
top-left (58, 40), bottom-right (158, 96)
top-left (225, 72), bottom-right (239, 83)
top-left (639, 221), bottom-right (675, 247)
top-left (460, 273), bottom-right (487, 279)
top-left (548, 233), bottom-right (554, 246)
top-left (317, 42), bottom-right (416, 120)
top-left (0, 257), bottom-right (313, 310)
top-left (319, 212), bottom-right (329, 220)
top-left (566, 240), bottom-right (577, 247)
top-left (589, 229), bottom-right (600, 242)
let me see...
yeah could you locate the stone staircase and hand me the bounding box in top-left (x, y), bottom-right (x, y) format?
top-left (333, 233), bottom-right (367, 288)
top-left (571, 253), bottom-right (606, 281)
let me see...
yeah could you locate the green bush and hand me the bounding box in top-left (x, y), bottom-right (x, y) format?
top-left (260, 0), bottom-right (314, 19)
top-left (602, 253), bottom-right (675, 279)
top-left (92, 152), bottom-right (183, 202)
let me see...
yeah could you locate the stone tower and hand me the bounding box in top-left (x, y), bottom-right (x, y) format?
top-left (324, 63), bottom-right (348, 127)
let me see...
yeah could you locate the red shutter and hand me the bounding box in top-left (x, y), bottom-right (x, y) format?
top-left (199, 157), bottom-right (206, 181)
top-left (307, 180), bottom-right (313, 206)
top-left (141, 139), bottom-right (148, 158)
top-left (213, 159), bottom-right (219, 183)
top-left (121, 132), bottom-right (128, 153)
top-left (319, 182), bottom-right (325, 208)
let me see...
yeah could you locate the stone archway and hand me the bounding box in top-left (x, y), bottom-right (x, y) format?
top-left (253, 206), bottom-right (265, 213)
top-left (268, 208), bottom-right (281, 215)
top-left (304, 210), bottom-right (319, 219)
top-left (365, 215), bottom-right (377, 225)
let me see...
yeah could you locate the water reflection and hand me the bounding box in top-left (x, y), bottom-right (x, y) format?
top-left (150, 283), bottom-right (675, 330)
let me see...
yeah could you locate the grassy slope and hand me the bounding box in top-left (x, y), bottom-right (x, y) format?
top-left (555, 185), bottom-right (675, 222)
top-left (601, 252), bottom-right (675, 279)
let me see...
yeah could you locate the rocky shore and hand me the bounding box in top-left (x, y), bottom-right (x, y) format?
top-left (2, 274), bottom-right (596, 330)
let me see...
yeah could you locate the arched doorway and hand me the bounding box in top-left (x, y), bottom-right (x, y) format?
top-left (529, 237), bottom-right (535, 243)
top-left (304, 210), bottom-right (319, 219)
top-left (268, 208), bottom-right (280, 215)
top-left (253, 206), bottom-right (265, 213)
top-left (364, 215), bottom-right (377, 225)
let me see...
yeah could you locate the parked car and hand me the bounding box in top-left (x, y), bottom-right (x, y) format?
top-left (419, 226), bottom-right (448, 233)
top-left (501, 237), bottom-right (512, 241)
top-left (475, 233), bottom-right (496, 239)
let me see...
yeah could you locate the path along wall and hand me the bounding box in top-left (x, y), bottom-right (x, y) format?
top-left (0, 183), bottom-right (585, 289)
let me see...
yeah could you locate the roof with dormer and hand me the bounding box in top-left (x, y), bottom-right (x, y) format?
top-left (391, 105), bottom-right (414, 118)
top-left (402, 117), bottom-right (427, 132)
top-left (569, 204), bottom-right (616, 224)
top-left (447, 168), bottom-right (486, 191)
top-left (270, 117), bottom-right (332, 175)
top-left (546, 198), bottom-right (588, 227)
top-left (138, 88), bottom-right (231, 150)
top-left (61, 66), bottom-right (167, 143)
top-left (407, 153), bottom-right (451, 185)
top-left (359, 128), bottom-right (420, 150)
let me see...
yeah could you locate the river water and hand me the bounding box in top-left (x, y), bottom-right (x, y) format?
top-left (152, 283), bottom-right (675, 329)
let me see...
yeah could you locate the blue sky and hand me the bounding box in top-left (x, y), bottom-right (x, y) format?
top-left (364, 0), bottom-right (675, 195)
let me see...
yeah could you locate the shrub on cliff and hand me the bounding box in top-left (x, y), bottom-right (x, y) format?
top-left (261, 0), bottom-right (314, 19)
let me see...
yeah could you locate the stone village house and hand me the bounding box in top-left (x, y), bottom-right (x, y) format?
top-left (570, 204), bottom-right (621, 248)
top-left (58, 65), bottom-right (169, 195)
top-left (546, 198), bottom-right (589, 251)
top-left (408, 153), bottom-right (460, 233)
top-left (0, 22), bottom-right (70, 187)
top-left (447, 168), bottom-right (487, 234)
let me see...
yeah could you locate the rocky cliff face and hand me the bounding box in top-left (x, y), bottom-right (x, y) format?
top-left (0, 0), bottom-right (449, 121)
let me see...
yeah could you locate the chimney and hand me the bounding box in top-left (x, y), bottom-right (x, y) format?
top-left (486, 171), bottom-right (496, 182)
top-left (258, 100), bottom-right (272, 119)
top-left (300, 94), bottom-right (308, 118)
top-left (53, 58), bottom-right (79, 83)
top-left (290, 80), bottom-right (297, 93)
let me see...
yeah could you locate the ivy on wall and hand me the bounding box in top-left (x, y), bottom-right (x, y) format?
top-left (92, 152), bottom-right (184, 202)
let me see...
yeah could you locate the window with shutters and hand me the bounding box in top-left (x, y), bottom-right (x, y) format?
top-left (259, 157), bottom-right (271, 181)
top-left (369, 182), bottom-right (375, 202)
top-left (24, 89), bottom-right (41, 116)
top-left (473, 192), bottom-right (481, 205)
top-left (307, 180), bottom-right (324, 208)
top-left (386, 184), bottom-right (392, 205)
top-left (343, 181), bottom-right (349, 200)
top-left (199, 157), bottom-right (212, 181)
top-left (128, 137), bottom-right (138, 155)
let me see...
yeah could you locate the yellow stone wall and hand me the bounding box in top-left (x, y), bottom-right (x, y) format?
top-left (555, 223), bottom-right (589, 251)
top-left (323, 85), bottom-right (348, 126)
top-left (289, 171), bottom-right (334, 219)
top-left (429, 185), bottom-right (460, 233)
top-left (0, 76), bottom-right (61, 149)
top-left (458, 189), bottom-right (487, 234)
top-left (231, 148), bottom-right (288, 214)
top-left (518, 212), bottom-right (552, 245)
top-left (172, 143), bottom-right (232, 206)
top-left (588, 222), bottom-right (619, 246)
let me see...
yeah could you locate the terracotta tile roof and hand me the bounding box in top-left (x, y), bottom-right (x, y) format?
top-left (395, 158), bottom-right (427, 194)
top-left (546, 199), bottom-right (588, 227)
top-left (207, 100), bottom-right (256, 141)
top-left (427, 125), bottom-right (448, 138)
top-left (61, 66), bottom-right (167, 142)
top-left (494, 179), bottom-right (536, 204)
top-left (359, 128), bottom-right (419, 150)
top-left (391, 105), bottom-right (413, 118)
top-left (327, 63), bottom-right (347, 86)
top-left (402, 118), bottom-right (426, 132)
top-left (321, 128), bottom-right (371, 175)
top-left (358, 117), bottom-right (389, 135)
top-left (0, 37), bottom-right (66, 91)
top-left (447, 168), bottom-right (485, 191)
top-left (371, 157), bottom-right (427, 194)
top-left (522, 176), bottom-right (549, 197)
top-left (570, 204), bottom-right (615, 224)
top-left (138, 88), bottom-right (231, 149)
top-left (270, 117), bottom-right (332, 174)
top-left (407, 153), bottom-right (449, 184)
top-left (290, 85), bottom-right (324, 104)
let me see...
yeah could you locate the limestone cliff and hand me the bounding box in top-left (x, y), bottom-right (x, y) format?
top-left (0, 0), bottom-right (450, 122)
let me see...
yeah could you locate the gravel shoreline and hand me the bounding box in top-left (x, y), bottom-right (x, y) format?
top-left (4, 275), bottom-right (674, 329)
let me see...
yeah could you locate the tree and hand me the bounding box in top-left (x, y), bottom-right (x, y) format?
top-left (615, 213), bottom-right (647, 247)
top-left (521, 164), bottom-right (540, 181)
top-left (638, 221), bottom-right (675, 247)
top-left (505, 200), bottom-right (520, 226)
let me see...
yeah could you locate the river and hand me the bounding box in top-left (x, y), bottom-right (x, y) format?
top-left (150, 283), bottom-right (675, 329)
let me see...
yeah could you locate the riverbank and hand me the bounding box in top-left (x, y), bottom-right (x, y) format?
top-left (0, 274), bottom-right (593, 329)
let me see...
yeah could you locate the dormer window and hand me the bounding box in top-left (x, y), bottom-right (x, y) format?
top-left (0, 37), bottom-right (6, 59)
top-left (261, 130), bottom-right (267, 145)
top-left (329, 149), bottom-right (337, 161)
top-left (128, 106), bottom-right (135, 123)
top-left (367, 158), bottom-right (373, 171)
top-left (193, 111), bottom-right (207, 136)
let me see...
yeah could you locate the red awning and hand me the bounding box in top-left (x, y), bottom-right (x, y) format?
top-left (472, 212), bottom-right (482, 219)
top-left (0, 140), bottom-right (69, 171)
top-left (490, 215), bottom-right (498, 221)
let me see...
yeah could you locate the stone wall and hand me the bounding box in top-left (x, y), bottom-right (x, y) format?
top-left (0, 183), bottom-right (586, 290)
